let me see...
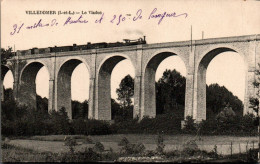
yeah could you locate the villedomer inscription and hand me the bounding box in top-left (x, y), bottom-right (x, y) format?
top-left (26, 10), bottom-right (56, 15)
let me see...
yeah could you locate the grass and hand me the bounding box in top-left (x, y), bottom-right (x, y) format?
top-left (1, 142), bottom-right (59, 162)
top-left (29, 134), bottom-right (258, 145)
top-left (2, 136), bottom-right (258, 163)
top-left (5, 134), bottom-right (258, 156)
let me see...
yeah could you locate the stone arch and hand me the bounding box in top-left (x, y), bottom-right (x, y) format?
top-left (1, 65), bottom-right (11, 80)
top-left (56, 57), bottom-right (91, 79)
top-left (19, 61), bottom-right (50, 109)
top-left (1, 65), bottom-right (14, 101)
top-left (142, 51), bottom-right (187, 118)
top-left (195, 47), bottom-right (247, 121)
top-left (144, 49), bottom-right (189, 73)
top-left (56, 58), bottom-right (90, 119)
top-left (96, 54), bottom-right (135, 120)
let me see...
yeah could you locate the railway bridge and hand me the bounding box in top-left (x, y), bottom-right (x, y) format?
top-left (2, 34), bottom-right (260, 121)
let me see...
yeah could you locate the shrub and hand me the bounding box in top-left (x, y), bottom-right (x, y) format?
top-left (93, 142), bottom-right (105, 153)
top-left (119, 139), bottom-right (146, 155)
top-left (118, 137), bottom-right (129, 146)
top-left (182, 116), bottom-right (197, 134)
top-left (134, 143), bottom-right (146, 154)
top-left (84, 136), bottom-right (94, 144)
top-left (49, 107), bottom-right (71, 135)
top-left (83, 148), bottom-right (101, 161)
top-left (156, 134), bottom-right (165, 154)
top-left (85, 120), bottom-right (113, 135)
top-left (182, 140), bottom-right (199, 156)
top-left (64, 137), bottom-right (78, 153)
top-left (70, 118), bottom-right (86, 135)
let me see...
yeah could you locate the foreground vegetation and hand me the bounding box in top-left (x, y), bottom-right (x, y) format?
top-left (2, 134), bottom-right (257, 162)
top-left (2, 96), bottom-right (258, 137)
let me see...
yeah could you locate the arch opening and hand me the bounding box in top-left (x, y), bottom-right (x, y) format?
top-left (143, 52), bottom-right (187, 118)
top-left (35, 66), bottom-right (49, 113)
top-left (111, 59), bottom-right (135, 120)
top-left (19, 62), bottom-right (49, 111)
top-left (197, 48), bottom-right (245, 121)
top-left (97, 55), bottom-right (135, 120)
top-left (71, 63), bottom-right (89, 119)
top-left (57, 59), bottom-right (89, 119)
top-left (2, 65), bottom-right (14, 102)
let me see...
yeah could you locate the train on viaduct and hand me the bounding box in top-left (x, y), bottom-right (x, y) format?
top-left (1, 35), bottom-right (260, 121)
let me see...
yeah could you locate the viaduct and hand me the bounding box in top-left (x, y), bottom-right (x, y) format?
top-left (1, 34), bottom-right (260, 121)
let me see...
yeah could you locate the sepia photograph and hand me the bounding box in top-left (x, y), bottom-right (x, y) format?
top-left (1, 0), bottom-right (260, 162)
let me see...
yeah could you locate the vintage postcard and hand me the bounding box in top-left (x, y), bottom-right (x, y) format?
top-left (1, 0), bottom-right (260, 162)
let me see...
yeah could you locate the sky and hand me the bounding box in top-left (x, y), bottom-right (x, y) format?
top-left (2, 0), bottom-right (260, 103)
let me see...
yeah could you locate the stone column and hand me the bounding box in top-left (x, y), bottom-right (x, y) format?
top-left (88, 77), bottom-right (95, 119)
top-left (96, 69), bottom-right (111, 120)
top-left (19, 74), bottom-right (37, 110)
top-left (89, 51), bottom-right (97, 119)
top-left (195, 67), bottom-right (207, 121)
top-left (57, 69), bottom-right (72, 119)
top-left (141, 66), bottom-right (156, 118)
top-left (48, 79), bottom-right (55, 113)
top-left (13, 80), bottom-right (19, 101)
top-left (133, 75), bottom-right (142, 118)
top-left (244, 70), bottom-right (257, 115)
top-left (185, 45), bottom-right (196, 120)
top-left (184, 74), bottom-right (195, 118)
top-left (243, 38), bottom-right (259, 115)
top-left (133, 45), bottom-right (143, 119)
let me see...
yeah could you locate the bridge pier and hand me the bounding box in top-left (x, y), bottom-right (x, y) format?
top-left (96, 68), bottom-right (112, 120)
top-left (88, 77), bottom-right (95, 119)
top-left (141, 66), bottom-right (156, 119)
top-left (184, 74), bottom-right (195, 118)
top-left (48, 79), bottom-right (55, 113)
top-left (133, 75), bottom-right (142, 118)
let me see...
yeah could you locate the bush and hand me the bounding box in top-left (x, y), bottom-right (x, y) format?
top-left (199, 113), bottom-right (257, 136)
top-left (120, 143), bottom-right (146, 155)
top-left (118, 137), bottom-right (129, 146)
top-left (49, 107), bottom-right (71, 135)
top-left (182, 140), bottom-right (199, 156)
top-left (119, 138), bottom-right (146, 155)
top-left (93, 142), bottom-right (105, 153)
top-left (182, 116), bottom-right (197, 134)
top-left (156, 134), bottom-right (165, 154)
top-left (1, 95), bottom-right (258, 137)
top-left (64, 137), bottom-right (78, 153)
top-left (84, 136), bottom-right (94, 144)
top-left (115, 113), bottom-right (182, 134)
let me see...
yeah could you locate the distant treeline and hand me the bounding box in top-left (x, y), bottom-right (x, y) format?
top-left (2, 69), bottom-right (250, 137)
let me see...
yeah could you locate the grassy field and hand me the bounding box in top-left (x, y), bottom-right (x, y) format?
top-left (1, 143), bottom-right (57, 162)
top-left (2, 134), bottom-right (258, 162)
top-left (28, 134), bottom-right (258, 145)
top-left (5, 134), bottom-right (258, 154)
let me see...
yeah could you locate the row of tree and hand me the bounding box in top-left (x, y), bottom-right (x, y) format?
top-left (3, 69), bottom-right (244, 120)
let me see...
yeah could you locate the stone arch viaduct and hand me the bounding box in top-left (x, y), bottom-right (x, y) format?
top-left (2, 34), bottom-right (260, 121)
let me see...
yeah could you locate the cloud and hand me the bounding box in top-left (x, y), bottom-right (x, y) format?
top-left (125, 29), bottom-right (144, 35)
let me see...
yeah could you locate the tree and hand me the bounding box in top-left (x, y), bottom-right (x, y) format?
top-left (1, 47), bottom-right (14, 64)
top-left (72, 100), bottom-right (88, 119)
top-left (36, 94), bottom-right (48, 113)
top-left (116, 75), bottom-right (134, 108)
top-left (206, 84), bottom-right (243, 118)
top-left (156, 69), bottom-right (186, 115)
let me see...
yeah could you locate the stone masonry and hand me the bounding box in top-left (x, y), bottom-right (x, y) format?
top-left (2, 34), bottom-right (260, 121)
